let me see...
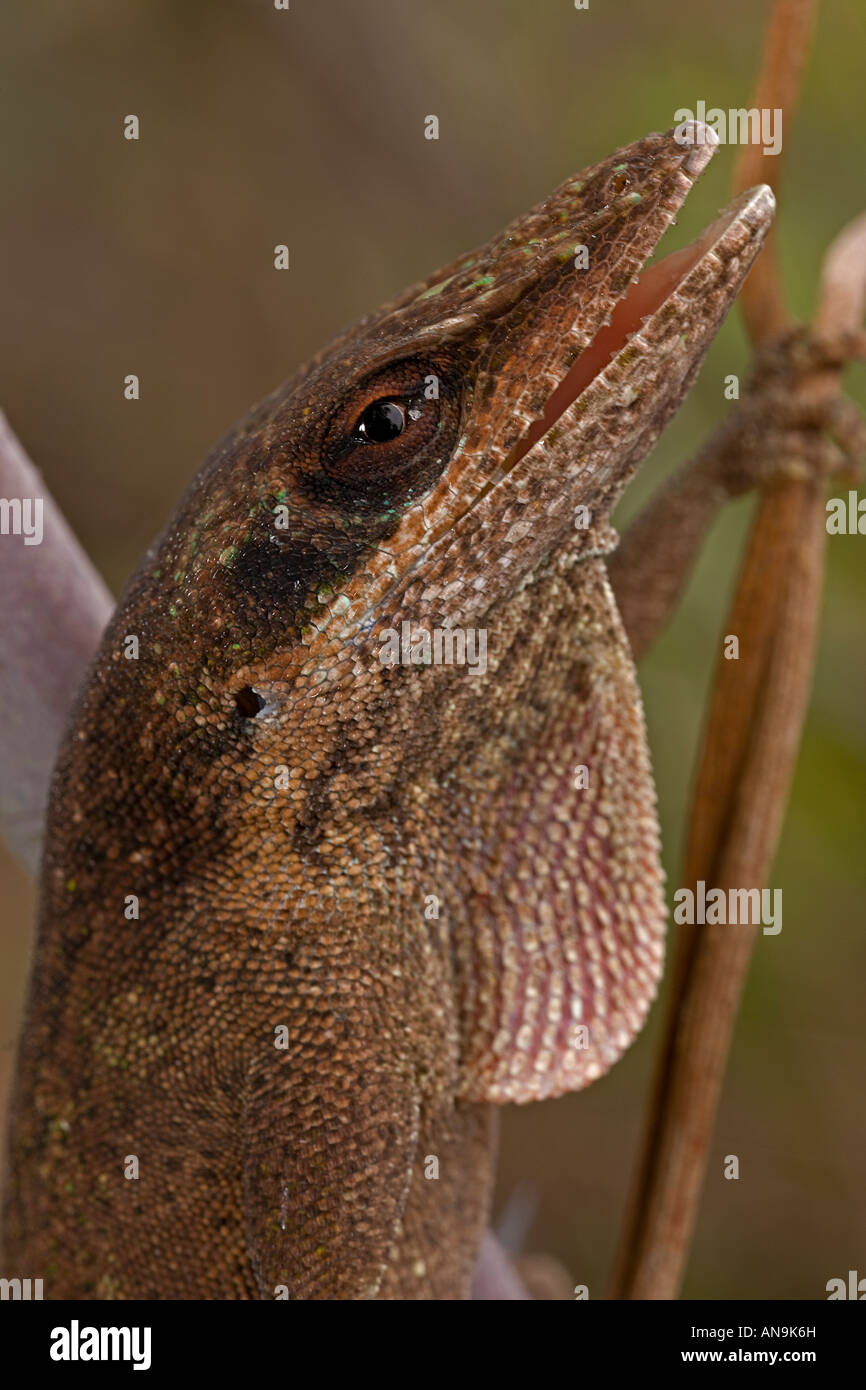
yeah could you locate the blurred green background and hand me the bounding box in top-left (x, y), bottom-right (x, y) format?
top-left (1, 0), bottom-right (863, 1299)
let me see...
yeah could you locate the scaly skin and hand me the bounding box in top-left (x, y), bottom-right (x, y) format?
top-left (2, 126), bottom-right (773, 1298)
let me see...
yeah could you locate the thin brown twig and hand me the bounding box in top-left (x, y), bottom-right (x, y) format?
top-left (610, 477), bottom-right (825, 1297)
top-left (733, 0), bottom-right (818, 343)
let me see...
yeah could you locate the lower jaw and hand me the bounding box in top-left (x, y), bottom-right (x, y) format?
top-left (505, 231), bottom-right (713, 472)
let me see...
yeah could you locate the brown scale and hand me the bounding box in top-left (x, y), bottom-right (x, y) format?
top-left (2, 127), bottom-right (773, 1298)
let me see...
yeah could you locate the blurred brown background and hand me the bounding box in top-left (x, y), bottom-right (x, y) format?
top-left (1, 0), bottom-right (864, 1298)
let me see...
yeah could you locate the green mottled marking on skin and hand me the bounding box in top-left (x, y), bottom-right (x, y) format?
top-left (219, 545), bottom-right (237, 567)
top-left (613, 163), bottom-right (628, 172)
top-left (66, 878), bottom-right (77, 893)
top-left (571, 180), bottom-right (583, 191)
top-left (419, 278), bottom-right (451, 301)
top-left (629, 192), bottom-right (642, 203)
top-left (469, 276), bottom-right (494, 289)
top-left (169, 604), bottom-right (178, 618)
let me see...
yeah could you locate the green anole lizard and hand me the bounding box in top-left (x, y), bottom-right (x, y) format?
top-left (2, 124), bottom-right (775, 1299)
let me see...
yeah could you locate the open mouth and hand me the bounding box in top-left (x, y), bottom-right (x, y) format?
top-left (505, 181), bottom-right (774, 472)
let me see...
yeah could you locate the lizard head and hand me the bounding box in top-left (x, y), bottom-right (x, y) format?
top-left (152, 123), bottom-right (772, 698)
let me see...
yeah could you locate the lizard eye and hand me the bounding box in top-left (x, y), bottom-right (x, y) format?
top-left (314, 356), bottom-right (461, 504)
top-left (353, 399), bottom-right (407, 443)
top-left (321, 364), bottom-right (450, 491)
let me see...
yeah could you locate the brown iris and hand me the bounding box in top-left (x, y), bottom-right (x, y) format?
top-left (320, 359), bottom-right (450, 492)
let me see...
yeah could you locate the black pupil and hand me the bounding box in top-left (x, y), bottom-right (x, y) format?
top-left (358, 400), bottom-right (405, 443)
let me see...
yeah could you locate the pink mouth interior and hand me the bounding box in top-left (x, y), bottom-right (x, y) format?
top-left (508, 238), bottom-right (708, 468)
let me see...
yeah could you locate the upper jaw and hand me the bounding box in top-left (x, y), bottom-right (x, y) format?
top-left (374, 123), bottom-right (723, 353)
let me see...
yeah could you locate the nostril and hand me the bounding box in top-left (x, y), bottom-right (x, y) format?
top-left (234, 686), bottom-right (266, 719)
